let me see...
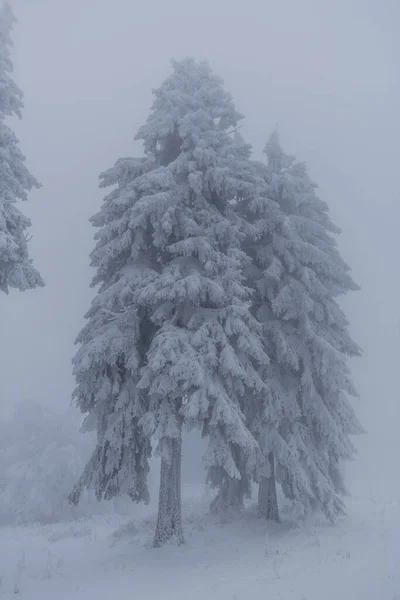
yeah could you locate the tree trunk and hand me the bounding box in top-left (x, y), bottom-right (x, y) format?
top-left (209, 444), bottom-right (251, 513)
top-left (153, 429), bottom-right (184, 547)
top-left (258, 452), bottom-right (280, 522)
top-left (210, 476), bottom-right (245, 513)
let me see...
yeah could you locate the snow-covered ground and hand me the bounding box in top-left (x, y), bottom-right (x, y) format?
top-left (1, 485), bottom-right (399, 600)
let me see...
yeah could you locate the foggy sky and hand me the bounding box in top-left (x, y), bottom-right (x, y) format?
top-left (1, 0), bottom-right (399, 499)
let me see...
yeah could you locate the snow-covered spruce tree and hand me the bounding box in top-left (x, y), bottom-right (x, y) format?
top-left (0, 2), bottom-right (42, 293)
top-left (71, 58), bottom-right (269, 547)
top-left (251, 131), bottom-right (362, 522)
top-left (134, 59), bottom-right (269, 543)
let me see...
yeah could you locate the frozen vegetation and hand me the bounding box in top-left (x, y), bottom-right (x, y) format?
top-left (1, 2), bottom-right (398, 599)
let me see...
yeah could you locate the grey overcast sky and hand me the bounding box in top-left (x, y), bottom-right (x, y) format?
top-left (0, 0), bottom-right (399, 498)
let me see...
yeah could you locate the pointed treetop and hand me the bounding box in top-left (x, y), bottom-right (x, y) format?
top-left (136, 58), bottom-right (245, 159)
top-left (264, 129), bottom-right (294, 172)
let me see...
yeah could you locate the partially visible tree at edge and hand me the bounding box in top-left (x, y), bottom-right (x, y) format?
top-left (0, 2), bottom-right (42, 293)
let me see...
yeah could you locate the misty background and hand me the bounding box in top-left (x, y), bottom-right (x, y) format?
top-left (0, 0), bottom-right (398, 501)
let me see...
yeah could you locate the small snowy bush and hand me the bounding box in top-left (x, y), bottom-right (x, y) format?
top-left (0, 400), bottom-right (96, 524)
top-left (0, 400), bottom-right (162, 525)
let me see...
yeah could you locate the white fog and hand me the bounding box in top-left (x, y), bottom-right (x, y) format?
top-left (0, 0), bottom-right (399, 598)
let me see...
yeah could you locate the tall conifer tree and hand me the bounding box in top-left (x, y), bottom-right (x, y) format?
top-left (252, 132), bottom-right (362, 521)
top-left (72, 59), bottom-right (269, 546)
top-left (0, 2), bottom-right (42, 293)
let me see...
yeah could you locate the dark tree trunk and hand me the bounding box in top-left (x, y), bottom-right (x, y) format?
top-left (153, 429), bottom-right (184, 547)
top-left (258, 452), bottom-right (280, 522)
top-left (210, 476), bottom-right (245, 513)
top-left (209, 445), bottom-right (251, 514)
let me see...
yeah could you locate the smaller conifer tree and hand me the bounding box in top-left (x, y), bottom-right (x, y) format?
top-left (251, 132), bottom-right (362, 521)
